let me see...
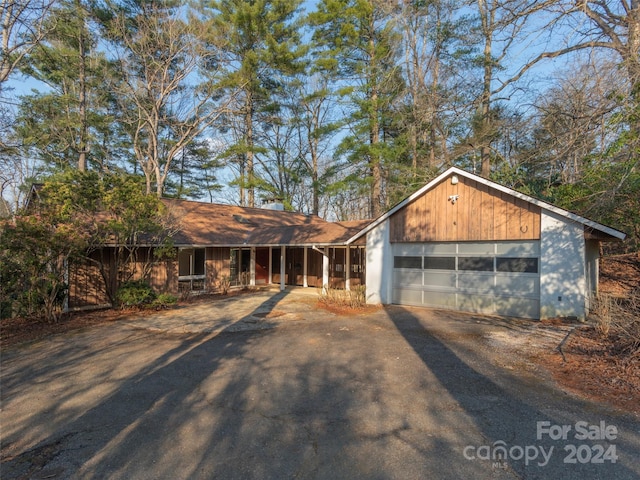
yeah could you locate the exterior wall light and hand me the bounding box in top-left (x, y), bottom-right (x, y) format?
top-left (451, 175), bottom-right (459, 185)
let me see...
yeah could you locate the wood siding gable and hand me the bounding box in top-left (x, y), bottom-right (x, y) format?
top-left (389, 175), bottom-right (541, 242)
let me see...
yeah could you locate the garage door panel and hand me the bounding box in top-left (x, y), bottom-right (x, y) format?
top-left (457, 294), bottom-right (495, 312)
top-left (423, 271), bottom-right (456, 288)
top-left (394, 270), bottom-right (422, 287)
top-left (496, 241), bottom-right (540, 256)
top-left (394, 244), bottom-right (424, 256)
top-left (423, 291), bottom-right (457, 308)
top-left (393, 288), bottom-right (422, 305)
top-left (423, 243), bottom-right (456, 254)
top-left (458, 243), bottom-right (495, 255)
top-left (495, 275), bottom-right (539, 295)
top-left (494, 297), bottom-right (539, 318)
top-left (457, 272), bottom-right (494, 292)
top-left (392, 241), bottom-right (541, 319)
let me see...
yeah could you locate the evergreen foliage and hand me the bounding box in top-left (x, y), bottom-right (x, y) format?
top-left (0, 0), bottom-right (637, 250)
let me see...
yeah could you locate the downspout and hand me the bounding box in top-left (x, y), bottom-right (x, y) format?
top-left (345, 246), bottom-right (351, 291)
top-left (312, 246), bottom-right (330, 293)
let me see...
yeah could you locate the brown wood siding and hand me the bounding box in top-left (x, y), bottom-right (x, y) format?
top-left (149, 258), bottom-right (176, 294)
top-left (390, 176), bottom-right (541, 242)
top-left (207, 247), bottom-right (230, 291)
top-left (68, 254), bottom-right (110, 308)
top-left (123, 247), bottom-right (175, 295)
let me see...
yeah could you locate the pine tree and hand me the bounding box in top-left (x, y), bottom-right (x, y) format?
top-left (16, 0), bottom-right (116, 172)
top-left (309, 0), bottom-right (403, 218)
top-left (202, 0), bottom-right (305, 207)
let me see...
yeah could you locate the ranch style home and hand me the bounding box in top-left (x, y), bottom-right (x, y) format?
top-left (68, 167), bottom-right (626, 320)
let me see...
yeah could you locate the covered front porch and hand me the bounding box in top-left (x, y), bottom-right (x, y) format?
top-left (229, 245), bottom-right (366, 291)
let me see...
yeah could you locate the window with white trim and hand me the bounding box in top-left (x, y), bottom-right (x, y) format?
top-left (178, 248), bottom-right (206, 291)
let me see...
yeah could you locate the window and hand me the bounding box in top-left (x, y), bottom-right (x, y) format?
top-left (458, 256), bottom-right (494, 271)
top-left (423, 256), bottom-right (456, 270)
top-left (178, 248), bottom-right (206, 277)
top-left (178, 248), bottom-right (206, 292)
top-left (394, 256), bottom-right (422, 269)
top-left (496, 257), bottom-right (538, 273)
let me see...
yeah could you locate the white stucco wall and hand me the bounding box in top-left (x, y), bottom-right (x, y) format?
top-left (365, 219), bottom-right (393, 304)
top-left (539, 210), bottom-right (587, 320)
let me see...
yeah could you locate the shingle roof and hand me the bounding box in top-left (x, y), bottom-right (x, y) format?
top-left (164, 199), bottom-right (370, 246)
top-left (243, 221), bottom-right (367, 246)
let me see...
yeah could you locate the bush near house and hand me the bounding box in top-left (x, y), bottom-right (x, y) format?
top-left (0, 170), bottom-right (175, 322)
top-left (116, 280), bottom-right (177, 309)
top-left (116, 280), bottom-right (157, 307)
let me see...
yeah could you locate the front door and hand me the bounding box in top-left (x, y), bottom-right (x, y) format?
top-left (286, 247), bottom-right (304, 286)
top-left (255, 248), bottom-right (269, 284)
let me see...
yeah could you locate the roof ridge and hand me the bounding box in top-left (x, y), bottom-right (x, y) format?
top-left (162, 197), bottom-right (325, 220)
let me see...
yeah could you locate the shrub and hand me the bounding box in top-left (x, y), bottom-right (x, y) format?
top-left (318, 284), bottom-right (367, 309)
top-left (151, 293), bottom-right (178, 309)
top-left (220, 275), bottom-right (231, 295)
top-left (591, 291), bottom-right (640, 357)
top-left (116, 280), bottom-right (157, 308)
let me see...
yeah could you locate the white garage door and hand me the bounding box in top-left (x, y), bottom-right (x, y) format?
top-left (392, 241), bottom-right (540, 319)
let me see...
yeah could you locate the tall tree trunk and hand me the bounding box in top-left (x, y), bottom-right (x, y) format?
top-left (369, 31), bottom-right (382, 218)
top-left (77, 0), bottom-right (87, 172)
top-left (479, 0), bottom-right (493, 177)
top-left (370, 90), bottom-right (381, 217)
top-left (310, 135), bottom-right (319, 215)
top-left (245, 89), bottom-right (255, 207)
top-left (429, 4), bottom-right (442, 170)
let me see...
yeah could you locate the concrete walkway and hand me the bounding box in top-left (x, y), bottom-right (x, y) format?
top-left (123, 287), bottom-right (322, 334)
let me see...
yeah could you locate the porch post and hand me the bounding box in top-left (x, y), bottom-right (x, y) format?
top-left (250, 247), bottom-right (256, 286)
top-left (303, 247), bottom-right (308, 287)
top-left (345, 246), bottom-right (351, 291)
top-left (322, 247), bottom-right (330, 293)
top-left (268, 247), bottom-right (272, 285)
top-left (280, 245), bottom-right (286, 291)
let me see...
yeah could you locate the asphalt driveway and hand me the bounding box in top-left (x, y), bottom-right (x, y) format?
top-left (2, 288), bottom-right (639, 479)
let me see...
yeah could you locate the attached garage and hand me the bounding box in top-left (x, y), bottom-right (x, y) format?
top-left (355, 167), bottom-right (626, 320)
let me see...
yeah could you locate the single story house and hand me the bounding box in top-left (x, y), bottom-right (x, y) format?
top-left (68, 167), bottom-right (626, 320)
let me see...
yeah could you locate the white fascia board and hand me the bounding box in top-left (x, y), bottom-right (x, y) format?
top-left (346, 166), bottom-right (626, 243)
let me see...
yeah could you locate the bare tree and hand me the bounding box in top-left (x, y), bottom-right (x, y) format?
top-left (106, 2), bottom-right (235, 196)
top-left (473, 0), bottom-right (557, 176)
top-left (290, 73), bottom-right (341, 215)
top-left (398, 0), bottom-right (458, 174)
top-left (509, 1), bottom-right (640, 127)
top-left (0, 0), bottom-right (53, 86)
top-left (532, 57), bottom-right (622, 184)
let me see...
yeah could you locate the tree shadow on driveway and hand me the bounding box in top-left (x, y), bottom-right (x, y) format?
top-left (2, 294), bottom-right (640, 479)
top-left (1, 290), bottom-right (290, 479)
top-left (387, 306), bottom-right (640, 479)
top-left (3, 289), bottom-right (397, 479)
